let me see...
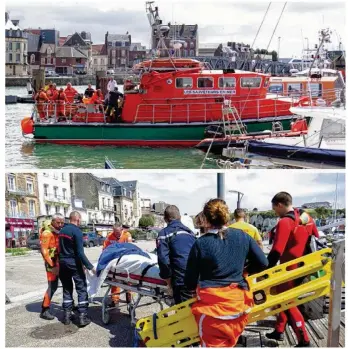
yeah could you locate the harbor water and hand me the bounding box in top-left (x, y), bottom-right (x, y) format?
top-left (6, 85), bottom-right (219, 169)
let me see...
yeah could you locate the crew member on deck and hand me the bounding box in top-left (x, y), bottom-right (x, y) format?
top-left (53, 88), bottom-right (68, 120)
top-left (84, 84), bottom-right (95, 98)
top-left (35, 88), bottom-right (49, 120)
top-left (64, 82), bottom-right (78, 104)
top-left (105, 87), bottom-right (124, 122)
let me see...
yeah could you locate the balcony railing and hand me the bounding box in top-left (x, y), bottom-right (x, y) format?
top-left (88, 219), bottom-right (114, 225)
top-left (6, 211), bottom-right (36, 219)
top-left (101, 205), bottom-right (115, 212)
top-left (6, 188), bottom-right (36, 197)
top-left (44, 194), bottom-right (71, 205)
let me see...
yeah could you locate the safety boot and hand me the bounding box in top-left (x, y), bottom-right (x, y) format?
top-left (40, 308), bottom-right (55, 320)
top-left (78, 313), bottom-right (91, 327)
top-left (62, 310), bottom-right (72, 325)
top-left (266, 330), bottom-right (284, 341)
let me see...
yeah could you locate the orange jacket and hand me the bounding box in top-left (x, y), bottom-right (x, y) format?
top-left (46, 88), bottom-right (57, 101)
top-left (35, 91), bottom-right (49, 103)
top-left (103, 230), bottom-right (132, 249)
top-left (40, 227), bottom-right (59, 270)
top-left (64, 86), bottom-right (78, 103)
top-left (54, 91), bottom-right (68, 103)
top-left (90, 91), bottom-right (104, 104)
top-left (191, 283), bottom-right (254, 319)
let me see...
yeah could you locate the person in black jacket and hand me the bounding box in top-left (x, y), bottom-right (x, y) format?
top-left (105, 87), bottom-right (124, 122)
top-left (157, 205), bottom-right (196, 304)
top-left (84, 84), bottom-right (95, 98)
top-left (59, 211), bottom-right (96, 327)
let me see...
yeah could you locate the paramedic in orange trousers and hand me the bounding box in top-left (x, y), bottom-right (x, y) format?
top-left (40, 214), bottom-right (65, 320)
top-left (184, 200), bottom-right (268, 348)
top-left (103, 223), bottom-right (132, 306)
top-left (266, 192), bottom-right (319, 347)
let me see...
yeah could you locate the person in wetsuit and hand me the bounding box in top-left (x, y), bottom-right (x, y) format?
top-left (266, 192), bottom-right (319, 347)
top-left (105, 87), bottom-right (124, 122)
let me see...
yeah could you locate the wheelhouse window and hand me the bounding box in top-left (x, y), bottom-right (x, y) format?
top-left (240, 77), bottom-right (262, 88)
top-left (268, 83), bottom-right (283, 94)
top-left (198, 77), bottom-right (214, 88)
top-left (308, 83), bottom-right (322, 98)
top-left (287, 83), bottom-right (303, 97)
top-left (176, 77), bottom-right (193, 88)
top-left (218, 77), bottom-right (236, 88)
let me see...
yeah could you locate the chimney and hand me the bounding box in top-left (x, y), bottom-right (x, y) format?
top-left (5, 12), bottom-right (9, 23)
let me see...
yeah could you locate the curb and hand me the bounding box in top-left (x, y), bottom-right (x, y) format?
top-left (5, 250), bottom-right (39, 258)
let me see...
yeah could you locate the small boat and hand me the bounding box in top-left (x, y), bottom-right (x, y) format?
top-left (220, 105), bottom-right (346, 169)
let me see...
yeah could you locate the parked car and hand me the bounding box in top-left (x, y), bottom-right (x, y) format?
top-left (45, 70), bottom-right (59, 77)
top-left (83, 232), bottom-right (103, 247)
top-left (27, 232), bottom-right (41, 249)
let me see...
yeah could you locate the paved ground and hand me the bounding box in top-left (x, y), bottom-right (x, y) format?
top-left (6, 241), bottom-right (158, 347)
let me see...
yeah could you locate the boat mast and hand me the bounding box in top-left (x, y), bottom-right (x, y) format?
top-left (146, 1), bottom-right (178, 71)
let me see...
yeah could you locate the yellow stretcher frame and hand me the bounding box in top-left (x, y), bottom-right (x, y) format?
top-left (136, 249), bottom-right (333, 347)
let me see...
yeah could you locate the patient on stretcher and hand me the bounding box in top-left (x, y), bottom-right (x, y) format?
top-left (87, 242), bottom-right (167, 298)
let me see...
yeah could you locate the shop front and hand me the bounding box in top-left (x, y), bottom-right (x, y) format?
top-left (5, 218), bottom-right (35, 248)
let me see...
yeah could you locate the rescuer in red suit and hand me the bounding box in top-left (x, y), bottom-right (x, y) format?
top-left (266, 192), bottom-right (319, 347)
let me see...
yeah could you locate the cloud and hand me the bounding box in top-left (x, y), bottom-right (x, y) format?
top-left (6, 1), bottom-right (345, 56)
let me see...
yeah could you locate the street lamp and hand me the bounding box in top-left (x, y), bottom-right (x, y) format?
top-left (278, 37), bottom-right (281, 60)
top-left (229, 190), bottom-right (244, 209)
top-left (217, 173), bottom-right (225, 200)
top-left (305, 37), bottom-right (309, 50)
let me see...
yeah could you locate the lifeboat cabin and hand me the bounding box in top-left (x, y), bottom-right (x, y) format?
top-left (121, 59), bottom-right (293, 124)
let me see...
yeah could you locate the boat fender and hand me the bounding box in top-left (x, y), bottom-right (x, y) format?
top-left (291, 119), bottom-right (308, 132)
top-left (21, 117), bottom-right (34, 135)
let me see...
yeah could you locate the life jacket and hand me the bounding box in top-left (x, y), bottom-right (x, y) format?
top-left (56, 91), bottom-right (67, 102)
top-left (40, 221), bottom-right (60, 271)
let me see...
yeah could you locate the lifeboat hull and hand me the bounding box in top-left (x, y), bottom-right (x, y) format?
top-left (32, 115), bottom-right (296, 147)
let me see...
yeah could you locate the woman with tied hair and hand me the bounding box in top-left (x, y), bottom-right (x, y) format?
top-left (184, 199), bottom-right (268, 348)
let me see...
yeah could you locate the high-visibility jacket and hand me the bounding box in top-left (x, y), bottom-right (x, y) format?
top-left (103, 230), bottom-right (132, 249)
top-left (64, 87), bottom-right (78, 103)
top-left (40, 223), bottom-right (59, 272)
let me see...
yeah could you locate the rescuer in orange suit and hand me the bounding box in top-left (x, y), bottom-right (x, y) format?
top-left (53, 88), bottom-right (69, 120)
top-left (46, 83), bottom-right (58, 117)
top-left (103, 223), bottom-right (132, 306)
top-left (40, 214), bottom-right (65, 320)
top-left (266, 192), bottom-right (319, 347)
top-left (35, 88), bottom-right (49, 119)
top-left (90, 89), bottom-right (104, 112)
top-left (64, 82), bottom-right (78, 103)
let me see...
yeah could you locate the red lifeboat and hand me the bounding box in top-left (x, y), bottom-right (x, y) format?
top-left (133, 58), bottom-right (203, 72)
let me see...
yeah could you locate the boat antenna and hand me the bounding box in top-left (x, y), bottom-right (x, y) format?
top-left (260, 2), bottom-right (287, 61)
top-left (241, 2), bottom-right (272, 70)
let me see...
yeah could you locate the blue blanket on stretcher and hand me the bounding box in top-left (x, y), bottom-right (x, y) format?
top-left (96, 242), bottom-right (150, 276)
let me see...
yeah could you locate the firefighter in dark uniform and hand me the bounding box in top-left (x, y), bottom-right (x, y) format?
top-left (59, 211), bottom-right (96, 327)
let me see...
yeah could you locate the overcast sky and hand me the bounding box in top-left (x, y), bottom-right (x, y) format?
top-left (93, 172), bottom-right (345, 215)
top-left (6, 1), bottom-right (346, 57)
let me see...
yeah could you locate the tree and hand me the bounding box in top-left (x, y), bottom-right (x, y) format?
top-left (271, 50), bottom-right (278, 61)
top-left (314, 207), bottom-right (330, 219)
top-left (252, 208), bottom-right (258, 212)
top-left (139, 214), bottom-right (155, 228)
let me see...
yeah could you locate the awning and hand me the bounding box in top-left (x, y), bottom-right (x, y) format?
top-left (5, 218), bottom-right (35, 227)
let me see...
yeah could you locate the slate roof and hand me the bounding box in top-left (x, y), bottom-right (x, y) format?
top-left (55, 46), bottom-right (87, 58)
top-left (107, 34), bottom-right (131, 42)
top-left (27, 33), bottom-right (40, 52)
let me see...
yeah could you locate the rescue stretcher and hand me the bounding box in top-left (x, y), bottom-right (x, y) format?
top-left (87, 252), bottom-right (173, 326)
top-left (135, 248), bottom-right (338, 347)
